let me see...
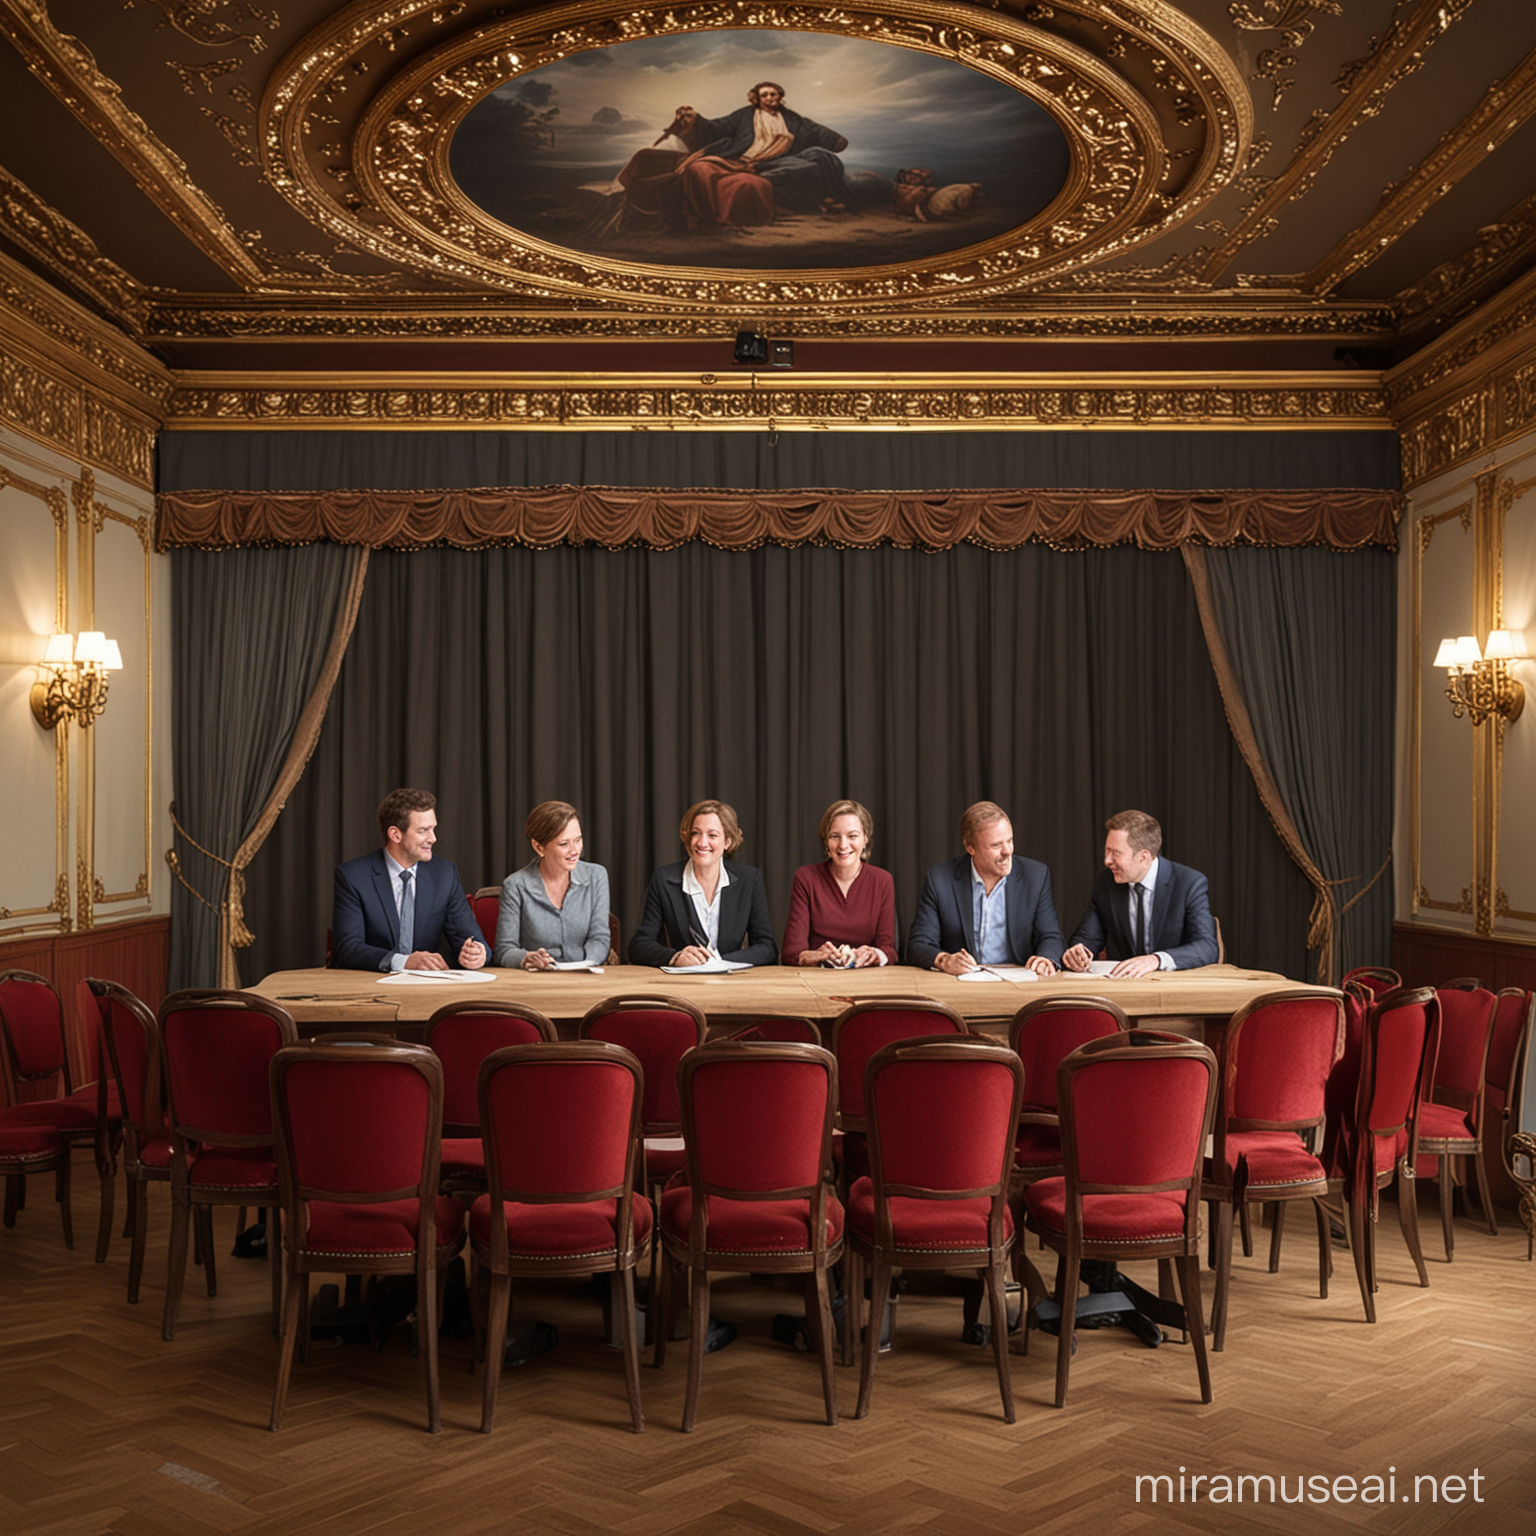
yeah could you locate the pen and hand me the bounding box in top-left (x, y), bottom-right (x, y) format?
top-left (689, 927), bottom-right (720, 961)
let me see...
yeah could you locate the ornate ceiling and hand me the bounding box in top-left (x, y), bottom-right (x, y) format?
top-left (3, 1), bottom-right (1536, 386)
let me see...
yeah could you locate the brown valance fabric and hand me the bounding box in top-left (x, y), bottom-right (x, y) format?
top-left (155, 485), bottom-right (1402, 552)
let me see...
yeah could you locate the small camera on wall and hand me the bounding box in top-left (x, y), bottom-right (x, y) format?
top-left (733, 331), bottom-right (794, 367)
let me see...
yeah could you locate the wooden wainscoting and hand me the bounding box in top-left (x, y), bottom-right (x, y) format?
top-left (0, 914), bottom-right (169, 1095)
top-left (1393, 923), bottom-right (1536, 993)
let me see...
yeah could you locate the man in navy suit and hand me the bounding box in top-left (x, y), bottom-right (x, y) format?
top-left (1062, 809), bottom-right (1218, 977)
top-left (332, 788), bottom-right (487, 972)
top-left (906, 802), bottom-right (1064, 975)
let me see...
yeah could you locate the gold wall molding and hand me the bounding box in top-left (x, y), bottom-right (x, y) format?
top-left (162, 371), bottom-right (1391, 431)
top-left (0, 257), bottom-right (166, 488)
top-left (1196, 0), bottom-right (1472, 282)
top-left (0, 462), bottom-right (71, 939)
top-left (258, 0), bottom-right (1250, 311)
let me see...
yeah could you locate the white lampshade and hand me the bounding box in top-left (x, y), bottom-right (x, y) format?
top-left (73, 630), bottom-right (108, 665)
top-left (1451, 635), bottom-right (1482, 666)
top-left (1432, 637), bottom-right (1458, 668)
top-left (43, 632), bottom-right (74, 665)
top-left (102, 639), bottom-right (124, 671)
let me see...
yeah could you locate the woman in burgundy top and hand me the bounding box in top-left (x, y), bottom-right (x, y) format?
top-left (781, 799), bottom-right (899, 967)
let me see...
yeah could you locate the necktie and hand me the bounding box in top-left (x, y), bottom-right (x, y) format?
top-left (399, 868), bottom-right (416, 956)
top-left (1132, 882), bottom-right (1146, 954)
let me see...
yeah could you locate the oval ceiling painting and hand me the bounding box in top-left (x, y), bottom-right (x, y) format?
top-left (448, 30), bottom-right (1071, 272)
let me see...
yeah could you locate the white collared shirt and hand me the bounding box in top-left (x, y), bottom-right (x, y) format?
top-left (1131, 857), bottom-right (1174, 971)
top-left (682, 860), bottom-right (733, 951)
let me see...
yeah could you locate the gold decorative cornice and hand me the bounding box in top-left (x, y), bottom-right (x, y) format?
top-left (1302, 49), bottom-right (1536, 296)
top-left (258, 0), bottom-right (1250, 312)
top-left (140, 296), bottom-right (1397, 342)
top-left (162, 370), bottom-right (1390, 432)
top-left (0, 0), bottom-right (269, 286)
top-left (0, 164), bottom-right (149, 330)
top-left (1196, 0), bottom-right (1472, 281)
top-left (1394, 191), bottom-right (1536, 336)
top-left (1387, 266), bottom-right (1536, 486)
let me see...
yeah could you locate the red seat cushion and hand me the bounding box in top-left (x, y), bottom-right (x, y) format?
top-left (1208, 1130), bottom-right (1326, 1193)
top-left (1026, 1176), bottom-right (1189, 1245)
top-left (440, 1137), bottom-right (485, 1180)
top-left (846, 1176), bottom-right (1013, 1251)
top-left (469, 1194), bottom-right (652, 1257)
top-left (1013, 1123), bottom-right (1063, 1170)
top-left (0, 1121), bottom-right (65, 1160)
top-left (1417, 1102), bottom-right (1475, 1144)
top-left (1, 1097), bottom-right (97, 1134)
top-left (659, 1186), bottom-right (844, 1253)
top-left (304, 1195), bottom-right (465, 1258)
top-left (186, 1145), bottom-right (278, 1191)
top-left (137, 1136), bottom-right (172, 1172)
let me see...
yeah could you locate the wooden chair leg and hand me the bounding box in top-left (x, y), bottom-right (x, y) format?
top-left (1469, 1148), bottom-right (1498, 1236)
top-left (419, 1250), bottom-right (441, 1434)
top-left (1053, 1252), bottom-right (1079, 1409)
top-left (95, 1159), bottom-right (115, 1264)
top-left (985, 1260), bottom-right (1015, 1424)
top-left (680, 1265), bottom-right (710, 1434)
top-left (853, 1252), bottom-right (885, 1420)
top-left (1313, 1198), bottom-right (1331, 1298)
top-left (1177, 1254), bottom-right (1212, 1404)
top-left (1437, 1154), bottom-right (1455, 1260)
top-left (479, 1269), bottom-right (511, 1434)
top-left (268, 1262), bottom-right (304, 1432)
top-left (127, 1179), bottom-right (150, 1304)
top-left (811, 1264), bottom-right (838, 1427)
top-left (613, 1268), bottom-right (644, 1434)
top-left (2, 1173), bottom-right (17, 1229)
top-left (1396, 1171), bottom-right (1428, 1287)
top-left (841, 1247), bottom-right (862, 1368)
top-left (163, 1193), bottom-right (191, 1340)
top-left (1212, 1199), bottom-right (1234, 1352)
top-left (1346, 1192), bottom-right (1373, 1323)
top-left (1267, 1200), bottom-right (1287, 1273)
top-left (1238, 1198), bottom-right (1253, 1257)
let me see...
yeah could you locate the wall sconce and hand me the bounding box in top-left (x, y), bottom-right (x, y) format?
top-left (30, 631), bottom-right (123, 729)
top-left (1432, 630), bottom-right (1527, 726)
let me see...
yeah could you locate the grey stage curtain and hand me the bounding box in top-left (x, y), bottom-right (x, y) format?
top-left (168, 543), bottom-right (368, 990)
top-left (1188, 545), bottom-right (1396, 983)
top-left (233, 541), bottom-right (1320, 987)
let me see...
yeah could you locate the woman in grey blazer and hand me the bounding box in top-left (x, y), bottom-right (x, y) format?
top-left (494, 800), bottom-right (612, 969)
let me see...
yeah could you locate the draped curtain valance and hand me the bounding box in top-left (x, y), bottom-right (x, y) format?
top-left (156, 484), bottom-right (1402, 552)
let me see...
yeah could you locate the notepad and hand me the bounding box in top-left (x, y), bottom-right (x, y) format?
top-left (956, 966), bottom-right (1039, 984)
top-left (660, 958), bottom-right (754, 974)
top-left (379, 969), bottom-right (498, 984)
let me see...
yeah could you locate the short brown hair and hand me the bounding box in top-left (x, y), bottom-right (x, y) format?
top-left (1106, 809), bottom-right (1162, 857)
top-left (960, 800), bottom-right (1009, 846)
top-left (526, 800), bottom-right (580, 848)
top-left (819, 799), bottom-right (873, 858)
top-left (378, 788), bottom-right (435, 840)
top-left (749, 81), bottom-right (787, 105)
top-left (679, 799), bottom-right (743, 855)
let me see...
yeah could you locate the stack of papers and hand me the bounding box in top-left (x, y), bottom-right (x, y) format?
top-left (660, 958), bottom-right (754, 975)
top-left (956, 966), bottom-right (1039, 984)
top-left (379, 969), bottom-right (497, 985)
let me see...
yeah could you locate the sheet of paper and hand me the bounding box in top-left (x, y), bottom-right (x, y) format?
top-left (660, 958), bottom-right (754, 974)
top-left (956, 965), bottom-right (1038, 983)
top-left (378, 969), bottom-right (498, 984)
top-left (549, 961), bottom-right (604, 972)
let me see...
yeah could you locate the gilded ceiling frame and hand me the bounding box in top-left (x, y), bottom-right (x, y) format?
top-left (260, 0), bottom-right (1251, 314)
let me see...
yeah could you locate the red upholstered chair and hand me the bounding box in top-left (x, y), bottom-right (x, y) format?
top-left (159, 989), bottom-right (297, 1341)
top-left (1205, 989), bottom-right (1345, 1350)
top-left (268, 1042), bottom-right (464, 1432)
top-left (1025, 1030), bottom-right (1218, 1408)
top-left (1007, 996), bottom-right (1130, 1189)
top-left (0, 969), bottom-right (119, 1252)
top-left (579, 994), bottom-right (707, 1341)
top-left (721, 1016), bottom-right (823, 1046)
top-left (83, 979), bottom-right (171, 1301)
top-left (1324, 986), bottom-right (1439, 1323)
top-left (1415, 986), bottom-right (1499, 1258)
top-left (1341, 967), bottom-right (1403, 998)
top-left (658, 1042), bottom-right (844, 1432)
top-left (470, 887), bottom-right (500, 951)
top-left (0, 1119), bottom-right (69, 1245)
top-left (472, 1041), bottom-right (648, 1435)
top-left (1487, 989), bottom-right (1533, 1259)
top-left (424, 1001), bottom-right (556, 1199)
top-left (846, 1036), bottom-right (1025, 1422)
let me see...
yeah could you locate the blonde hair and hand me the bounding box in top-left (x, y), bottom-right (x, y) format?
top-left (819, 799), bottom-right (873, 858)
top-left (679, 799), bottom-right (743, 854)
top-left (960, 800), bottom-right (1009, 846)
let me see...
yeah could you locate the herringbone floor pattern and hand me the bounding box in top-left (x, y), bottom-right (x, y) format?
top-left (1, 1174), bottom-right (1531, 1535)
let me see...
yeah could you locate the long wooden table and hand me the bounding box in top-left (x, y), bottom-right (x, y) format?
top-left (248, 962), bottom-right (1321, 1038)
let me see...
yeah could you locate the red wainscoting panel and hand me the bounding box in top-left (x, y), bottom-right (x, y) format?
top-left (0, 916), bottom-right (170, 1098)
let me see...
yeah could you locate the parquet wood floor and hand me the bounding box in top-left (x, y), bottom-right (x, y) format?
top-left (1, 1175), bottom-right (1531, 1535)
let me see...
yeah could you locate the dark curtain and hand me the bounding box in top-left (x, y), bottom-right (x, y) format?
top-left (1198, 544), bottom-right (1397, 980)
top-left (168, 543), bottom-right (365, 990)
top-left (159, 428), bottom-right (1401, 495)
top-left (234, 541), bottom-right (1317, 986)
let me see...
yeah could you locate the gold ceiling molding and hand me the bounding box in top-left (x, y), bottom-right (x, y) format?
top-left (0, 164), bottom-right (149, 330)
top-left (140, 295), bottom-right (1397, 342)
top-left (0, 0), bottom-right (268, 287)
top-left (154, 484), bottom-right (1403, 553)
top-left (1229, 0), bottom-right (1340, 113)
top-left (259, 0), bottom-right (1250, 311)
top-left (161, 370), bottom-right (1390, 431)
top-left (1301, 49), bottom-right (1536, 297)
top-left (1394, 190), bottom-right (1536, 337)
top-left (1195, 0), bottom-right (1472, 282)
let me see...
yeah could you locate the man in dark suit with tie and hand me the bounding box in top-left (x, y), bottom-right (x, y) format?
top-left (906, 801), bottom-right (1064, 975)
top-left (1061, 809), bottom-right (1218, 977)
top-left (332, 787), bottom-right (488, 972)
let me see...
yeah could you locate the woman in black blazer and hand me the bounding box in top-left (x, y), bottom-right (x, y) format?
top-left (629, 799), bottom-right (778, 967)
